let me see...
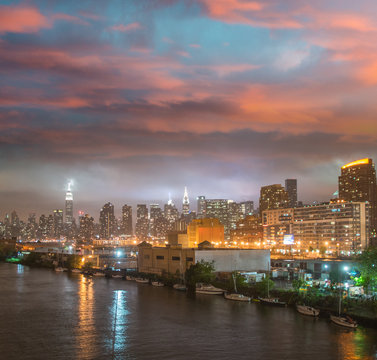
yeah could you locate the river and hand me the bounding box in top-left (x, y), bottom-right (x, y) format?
top-left (0, 263), bottom-right (376, 360)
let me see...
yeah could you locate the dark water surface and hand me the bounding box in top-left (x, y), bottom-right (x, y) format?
top-left (0, 263), bottom-right (376, 360)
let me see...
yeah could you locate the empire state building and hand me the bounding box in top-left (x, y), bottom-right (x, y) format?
top-left (65, 181), bottom-right (74, 225)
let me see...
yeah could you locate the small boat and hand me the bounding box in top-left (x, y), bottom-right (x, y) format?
top-left (135, 278), bottom-right (149, 283)
top-left (55, 267), bottom-right (64, 272)
top-left (173, 283), bottom-right (187, 291)
top-left (224, 293), bottom-right (251, 302)
top-left (151, 281), bottom-right (164, 287)
top-left (71, 268), bottom-right (81, 273)
top-left (296, 304), bottom-right (320, 317)
top-left (196, 284), bottom-right (225, 295)
top-left (93, 272), bottom-right (105, 277)
top-left (330, 315), bottom-right (358, 328)
top-left (126, 276), bottom-right (136, 281)
top-left (112, 274), bottom-right (123, 279)
top-left (258, 297), bottom-right (287, 306)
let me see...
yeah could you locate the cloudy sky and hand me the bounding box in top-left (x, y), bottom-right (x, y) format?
top-left (1, 0), bottom-right (377, 219)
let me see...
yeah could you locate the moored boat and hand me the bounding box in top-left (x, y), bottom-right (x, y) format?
top-left (196, 284), bottom-right (225, 295)
top-left (126, 275), bottom-right (135, 281)
top-left (173, 283), bottom-right (187, 291)
top-left (224, 293), bottom-right (251, 302)
top-left (258, 297), bottom-right (287, 306)
top-left (112, 274), bottom-right (123, 279)
top-left (93, 272), bottom-right (105, 277)
top-left (330, 315), bottom-right (358, 328)
top-left (151, 281), bottom-right (164, 287)
top-left (296, 304), bottom-right (320, 317)
top-left (71, 268), bottom-right (81, 273)
top-left (54, 267), bottom-right (64, 272)
top-left (135, 278), bottom-right (149, 283)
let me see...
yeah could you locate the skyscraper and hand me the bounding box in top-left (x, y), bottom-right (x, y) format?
top-left (135, 204), bottom-right (149, 239)
top-left (197, 196), bottom-right (206, 218)
top-left (339, 158), bottom-right (377, 238)
top-left (99, 202), bottom-right (115, 239)
top-left (239, 201), bottom-right (254, 217)
top-left (121, 205), bottom-right (133, 236)
top-left (65, 181), bottom-right (73, 225)
top-left (259, 184), bottom-right (289, 213)
top-left (285, 179), bottom-right (298, 208)
top-left (182, 187), bottom-right (190, 215)
top-left (53, 209), bottom-right (63, 238)
top-left (79, 213), bottom-right (94, 243)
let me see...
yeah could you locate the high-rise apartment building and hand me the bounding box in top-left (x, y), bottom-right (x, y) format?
top-left (285, 179), bottom-right (297, 208)
top-left (239, 201), bottom-right (254, 217)
top-left (339, 158), bottom-right (377, 239)
top-left (197, 196), bottom-right (206, 218)
top-left (65, 181), bottom-right (73, 225)
top-left (150, 204), bottom-right (163, 237)
top-left (53, 209), bottom-right (63, 238)
top-left (205, 199), bottom-right (229, 229)
top-left (99, 202), bottom-right (115, 239)
top-left (135, 204), bottom-right (149, 239)
top-left (79, 213), bottom-right (94, 243)
top-left (182, 187), bottom-right (190, 215)
top-left (259, 184), bottom-right (289, 213)
top-left (121, 205), bottom-right (133, 236)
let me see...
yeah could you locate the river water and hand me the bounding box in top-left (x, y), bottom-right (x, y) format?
top-left (0, 263), bottom-right (376, 360)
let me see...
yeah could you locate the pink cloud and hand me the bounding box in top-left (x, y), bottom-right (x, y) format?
top-left (111, 22), bottom-right (142, 32)
top-left (51, 13), bottom-right (89, 26)
top-left (0, 5), bottom-right (50, 33)
top-left (189, 44), bottom-right (201, 48)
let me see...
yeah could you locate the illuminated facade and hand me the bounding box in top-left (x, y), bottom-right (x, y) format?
top-left (197, 195), bottom-right (206, 218)
top-left (135, 204), bottom-right (149, 240)
top-left (231, 215), bottom-right (263, 247)
top-left (182, 187), bottom-right (190, 215)
top-left (121, 204), bottom-right (133, 236)
top-left (262, 201), bottom-right (369, 255)
top-left (339, 158), bottom-right (377, 238)
top-left (285, 179), bottom-right (297, 208)
top-left (187, 218), bottom-right (224, 247)
top-left (65, 181), bottom-right (73, 225)
top-left (79, 213), bottom-right (94, 243)
top-left (99, 202), bottom-right (115, 239)
top-left (53, 209), bottom-right (63, 238)
top-left (259, 184), bottom-right (289, 213)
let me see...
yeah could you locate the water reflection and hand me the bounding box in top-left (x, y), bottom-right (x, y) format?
top-left (17, 264), bottom-right (24, 274)
top-left (336, 327), bottom-right (377, 360)
top-left (76, 276), bottom-right (95, 360)
top-left (110, 290), bottom-right (129, 359)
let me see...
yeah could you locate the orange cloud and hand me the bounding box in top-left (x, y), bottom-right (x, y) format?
top-left (111, 22), bottom-right (142, 32)
top-left (0, 5), bottom-right (50, 33)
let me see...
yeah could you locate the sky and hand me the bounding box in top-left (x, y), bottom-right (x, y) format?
top-left (1, 0), bottom-right (377, 219)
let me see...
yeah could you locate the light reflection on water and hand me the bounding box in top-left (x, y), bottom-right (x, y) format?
top-left (17, 264), bottom-right (24, 274)
top-left (76, 276), bottom-right (95, 360)
top-left (110, 290), bottom-right (129, 359)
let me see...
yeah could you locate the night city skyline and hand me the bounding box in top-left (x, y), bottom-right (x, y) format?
top-left (1, 0), bottom-right (377, 218)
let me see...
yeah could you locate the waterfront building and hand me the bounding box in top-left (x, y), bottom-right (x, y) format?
top-left (182, 187), bottom-right (190, 215)
top-left (262, 200), bottom-right (369, 255)
top-left (137, 242), bottom-right (269, 276)
top-left (65, 181), bottom-right (73, 225)
top-left (135, 204), bottom-right (149, 240)
top-left (187, 218), bottom-right (224, 247)
top-left (99, 202), bottom-right (115, 239)
top-left (285, 179), bottom-right (298, 208)
top-left (339, 158), bottom-right (377, 238)
top-left (197, 196), bottom-right (206, 218)
top-left (121, 205), bottom-right (133, 236)
top-left (259, 184), bottom-right (289, 213)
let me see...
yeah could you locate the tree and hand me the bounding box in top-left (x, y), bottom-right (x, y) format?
top-left (185, 260), bottom-right (215, 296)
top-left (356, 247), bottom-right (377, 294)
top-left (256, 276), bottom-right (274, 297)
top-left (292, 279), bottom-right (307, 292)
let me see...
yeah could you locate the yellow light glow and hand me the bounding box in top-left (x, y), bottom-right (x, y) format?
top-left (341, 158), bottom-right (370, 169)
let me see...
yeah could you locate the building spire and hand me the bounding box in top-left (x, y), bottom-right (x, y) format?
top-left (168, 192), bottom-right (173, 206)
top-left (182, 186), bottom-right (190, 215)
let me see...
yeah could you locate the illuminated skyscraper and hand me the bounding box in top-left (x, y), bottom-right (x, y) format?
top-left (285, 179), bottom-right (297, 208)
top-left (53, 209), bottom-right (63, 238)
top-left (136, 204), bottom-right (149, 239)
top-left (339, 158), bottom-right (377, 238)
top-left (259, 184), bottom-right (289, 213)
top-left (197, 196), bottom-right (206, 218)
top-left (182, 187), bottom-right (190, 215)
top-left (65, 181), bottom-right (73, 225)
top-left (99, 202), bottom-right (115, 239)
top-left (121, 204), bottom-right (133, 236)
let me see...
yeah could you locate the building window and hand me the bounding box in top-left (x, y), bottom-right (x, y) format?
top-left (172, 256), bottom-right (180, 261)
top-left (186, 257), bottom-right (193, 261)
top-left (144, 255), bottom-right (150, 259)
top-left (156, 255), bottom-right (164, 260)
